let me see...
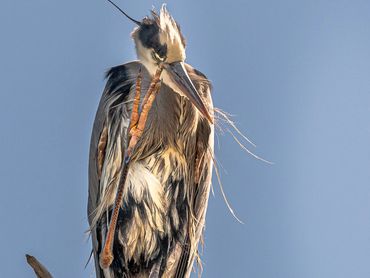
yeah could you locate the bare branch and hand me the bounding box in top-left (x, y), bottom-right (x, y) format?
top-left (25, 254), bottom-right (53, 278)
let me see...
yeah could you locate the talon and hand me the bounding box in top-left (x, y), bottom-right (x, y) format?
top-left (127, 65), bottom-right (163, 156)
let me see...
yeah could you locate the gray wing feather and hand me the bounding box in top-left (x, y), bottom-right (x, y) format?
top-left (185, 92), bottom-right (214, 278)
top-left (173, 65), bottom-right (214, 278)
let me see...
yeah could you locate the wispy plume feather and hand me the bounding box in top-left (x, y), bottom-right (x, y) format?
top-left (214, 107), bottom-right (273, 164)
top-left (210, 107), bottom-right (273, 223)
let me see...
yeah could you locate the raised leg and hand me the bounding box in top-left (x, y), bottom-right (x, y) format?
top-left (99, 65), bottom-right (164, 269)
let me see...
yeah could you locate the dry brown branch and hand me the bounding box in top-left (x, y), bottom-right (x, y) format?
top-left (26, 254), bottom-right (53, 278)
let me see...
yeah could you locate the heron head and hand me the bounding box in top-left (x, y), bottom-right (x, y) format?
top-left (106, 1), bottom-right (212, 123)
top-left (131, 6), bottom-right (186, 71)
top-left (131, 5), bottom-right (212, 123)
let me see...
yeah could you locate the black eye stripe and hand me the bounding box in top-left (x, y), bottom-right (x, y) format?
top-left (155, 44), bottom-right (167, 58)
top-left (138, 23), bottom-right (159, 49)
top-left (138, 22), bottom-right (168, 59)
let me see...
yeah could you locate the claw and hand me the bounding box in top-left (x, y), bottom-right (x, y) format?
top-left (127, 65), bottom-right (163, 157)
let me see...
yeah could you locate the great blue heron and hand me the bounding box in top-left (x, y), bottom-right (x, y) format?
top-left (88, 2), bottom-right (214, 277)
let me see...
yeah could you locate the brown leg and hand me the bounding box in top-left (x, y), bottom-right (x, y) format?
top-left (99, 65), bottom-right (163, 269)
top-left (129, 69), bottom-right (142, 135)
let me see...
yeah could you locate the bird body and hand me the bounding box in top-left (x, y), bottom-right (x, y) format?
top-left (88, 6), bottom-right (214, 278)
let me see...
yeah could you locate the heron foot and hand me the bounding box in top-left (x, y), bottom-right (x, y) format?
top-left (127, 65), bottom-right (163, 156)
top-left (99, 250), bottom-right (113, 269)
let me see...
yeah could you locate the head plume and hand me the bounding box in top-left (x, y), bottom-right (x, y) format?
top-left (131, 4), bottom-right (186, 64)
top-left (151, 5), bottom-right (186, 53)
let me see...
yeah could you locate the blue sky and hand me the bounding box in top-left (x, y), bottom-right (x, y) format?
top-left (1, 0), bottom-right (370, 277)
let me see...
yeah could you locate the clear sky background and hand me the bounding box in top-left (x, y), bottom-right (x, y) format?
top-left (1, 0), bottom-right (370, 277)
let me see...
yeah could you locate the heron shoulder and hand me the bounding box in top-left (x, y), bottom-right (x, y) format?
top-left (104, 61), bottom-right (142, 94)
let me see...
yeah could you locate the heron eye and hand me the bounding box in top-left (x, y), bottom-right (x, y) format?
top-left (152, 51), bottom-right (165, 62)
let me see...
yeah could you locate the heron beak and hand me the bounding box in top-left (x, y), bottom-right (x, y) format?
top-left (165, 62), bottom-right (213, 123)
